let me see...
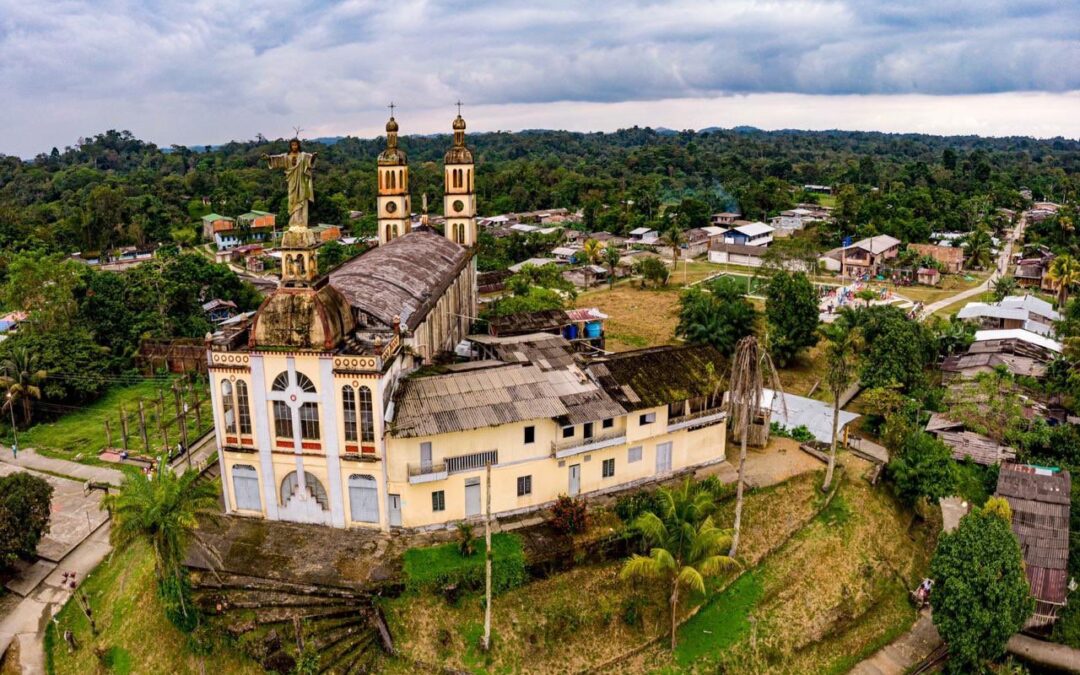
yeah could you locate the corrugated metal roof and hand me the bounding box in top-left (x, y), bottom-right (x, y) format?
top-left (330, 231), bottom-right (470, 330)
top-left (995, 464), bottom-right (1071, 603)
top-left (587, 345), bottom-right (724, 411)
top-left (391, 363), bottom-right (568, 438)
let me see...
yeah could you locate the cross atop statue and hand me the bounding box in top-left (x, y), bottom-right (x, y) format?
top-left (262, 136), bottom-right (318, 230)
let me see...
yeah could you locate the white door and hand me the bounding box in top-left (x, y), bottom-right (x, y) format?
top-left (388, 494), bottom-right (402, 527)
top-left (656, 442), bottom-right (673, 475)
top-left (232, 465), bottom-right (261, 511)
top-left (348, 474), bottom-right (379, 523)
top-left (568, 464), bottom-right (581, 497)
top-left (465, 478), bottom-right (481, 517)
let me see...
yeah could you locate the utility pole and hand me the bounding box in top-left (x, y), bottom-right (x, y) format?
top-left (173, 385), bottom-right (191, 470)
top-left (119, 404), bottom-right (129, 451)
top-left (483, 461), bottom-right (493, 651)
top-left (7, 392), bottom-right (18, 458)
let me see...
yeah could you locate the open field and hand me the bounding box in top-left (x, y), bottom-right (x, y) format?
top-left (46, 542), bottom-right (262, 675)
top-left (16, 376), bottom-right (212, 464)
top-left (578, 283), bottom-right (682, 352)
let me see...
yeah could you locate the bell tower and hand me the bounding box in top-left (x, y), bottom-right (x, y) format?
top-left (443, 104), bottom-right (476, 247)
top-left (377, 106), bottom-right (410, 246)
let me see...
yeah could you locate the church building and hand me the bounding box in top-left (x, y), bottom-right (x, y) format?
top-left (207, 113), bottom-right (729, 530)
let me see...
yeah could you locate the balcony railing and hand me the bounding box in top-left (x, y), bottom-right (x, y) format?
top-left (551, 428), bottom-right (626, 458)
top-left (667, 407), bottom-right (726, 433)
top-left (407, 450), bottom-right (499, 484)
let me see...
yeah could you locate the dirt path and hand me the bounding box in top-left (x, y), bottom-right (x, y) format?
top-left (849, 610), bottom-right (941, 675)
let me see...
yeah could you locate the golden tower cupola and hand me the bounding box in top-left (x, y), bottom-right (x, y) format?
top-left (377, 107), bottom-right (411, 246)
top-left (443, 105), bottom-right (476, 247)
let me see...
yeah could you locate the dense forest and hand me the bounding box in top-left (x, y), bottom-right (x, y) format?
top-left (0, 125), bottom-right (1078, 420)
top-left (2, 127), bottom-right (1078, 258)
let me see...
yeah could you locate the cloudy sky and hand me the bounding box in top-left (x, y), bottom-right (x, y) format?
top-left (2, 0), bottom-right (1079, 156)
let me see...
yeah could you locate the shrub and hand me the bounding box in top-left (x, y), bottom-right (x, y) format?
top-left (456, 522), bottom-right (476, 557)
top-left (613, 491), bottom-right (662, 524)
top-left (0, 471), bottom-right (53, 568)
top-left (549, 495), bottom-right (588, 534)
top-left (158, 571), bottom-right (200, 633)
top-left (769, 422), bottom-right (815, 443)
top-left (403, 533), bottom-right (526, 595)
top-left (621, 595), bottom-right (648, 628)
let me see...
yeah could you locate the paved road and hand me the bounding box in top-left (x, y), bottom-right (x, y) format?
top-left (0, 431), bottom-right (218, 673)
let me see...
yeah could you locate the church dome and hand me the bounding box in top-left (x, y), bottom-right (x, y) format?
top-left (452, 114), bottom-right (466, 131)
top-left (249, 283), bottom-right (355, 350)
top-left (386, 116), bottom-right (399, 133)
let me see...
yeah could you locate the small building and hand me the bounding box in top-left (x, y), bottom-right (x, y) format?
top-left (588, 232), bottom-right (626, 247)
top-left (202, 298), bottom-right (239, 323)
top-left (564, 307), bottom-right (608, 349)
top-left (916, 267), bottom-right (941, 286)
top-left (711, 212), bottom-right (741, 226)
top-left (971, 329), bottom-right (1062, 358)
top-left (770, 207), bottom-right (827, 232)
top-left (487, 309), bottom-right (570, 338)
top-left (909, 243), bottom-right (964, 274)
top-left (628, 227), bottom-right (659, 244)
top-left (957, 295), bottom-right (1061, 337)
top-left (1015, 248), bottom-right (1058, 293)
top-left (840, 235), bottom-right (902, 279)
top-left (708, 242), bottom-right (768, 268)
top-left (551, 246), bottom-right (580, 263)
top-left (507, 257), bottom-right (561, 273)
top-left (0, 311), bottom-right (27, 341)
top-left (723, 222), bottom-right (774, 247)
top-left (995, 463), bottom-right (1071, 630)
top-left (925, 415), bottom-right (1017, 465)
top-left (311, 224), bottom-right (342, 243)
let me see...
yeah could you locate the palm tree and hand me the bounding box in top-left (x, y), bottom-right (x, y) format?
top-left (992, 275), bottom-right (1018, 301)
top-left (661, 223), bottom-right (686, 282)
top-left (620, 480), bottom-right (738, 650)
top-left (1047, 254), bottom-right (1080, 308)
top-left (0, 349), bottom-right (47, 427)
top-left (581, 238), bottom-right (603, 288)
top-left (602, 244), bottom-right (622, 290)
top-left (964, 226), bottom-right (994, 270)
top-left (724, 335), bottom-right (784, 557)
top-left (820, 316), bottom-right (862, 491)
top-left (103, 461), bottom-right (221, 619)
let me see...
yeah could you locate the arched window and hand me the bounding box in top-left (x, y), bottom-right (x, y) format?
top-left (385, 224), bottom-right (392, 241)
top-left (295, 372), bottom-right (316, 393)
top-left (467, 169), bottom-right (472, 192)
top-left (236, 381), bottom-right (251, 435)
top-left (392, 224), bottom-right (399, 238)
top-left (399, 169), bottom-right (404, 189)
top-left (358, 386), bottom-right (374, 443)
top-left (342, 386), bottom-right (357, 443)
top-left (280, 471), bottom-right (328, 510)
top-left (272, 372), bottom-right (290, 391)
top-left (221, 380), bottom-right (236, 434)
top-left (389, 170), bottom-right (395, 190)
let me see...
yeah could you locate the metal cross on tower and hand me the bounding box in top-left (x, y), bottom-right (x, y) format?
top-left (456, 100), bottom-right (463, 116)
top-left (388, 101), bottom-right (396, 118)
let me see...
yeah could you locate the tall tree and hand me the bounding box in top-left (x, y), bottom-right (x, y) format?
top-left (930, 498), bottom-right (1032, 670)
top-left (602, 244), bottom-right (622, 290)
top-left (620, 479), bottom-right (737, 650)
top-left (724, 336), bottom-right (784, 556)
top-left (1047, 254), bottom-right (1080, 308)
top-left (0, 472), bottom-right (53, 568)
top-left (581, 238), bottom-right (603, 288)
top-left (764, 271), bottom-right (820, 367)
top-left (102, 462), bottom-right (221, 627)
top-left (0, 349), bottom-right (47, 427)
top-left (676, 277), bottom-right (756, 357)
top-left (963, 225), bottom-right (995, 270)
top-left (820, 316), bottom-right (862, 491)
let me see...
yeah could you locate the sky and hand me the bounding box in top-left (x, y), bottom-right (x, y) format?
top-left (2, 0), bottom-right (1079, 157)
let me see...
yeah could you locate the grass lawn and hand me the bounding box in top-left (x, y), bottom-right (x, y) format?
top-left (381, 472), bottom-right (826, 674)
top-left (16, 376), bottom-right (211, 464)
top-left (46, 542), bottom-right (262, 675)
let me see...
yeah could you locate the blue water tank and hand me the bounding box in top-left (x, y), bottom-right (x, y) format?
top-left (564, 324), bottom-right (579, 340)
top-left (585, 321), bottom-right (602, 338)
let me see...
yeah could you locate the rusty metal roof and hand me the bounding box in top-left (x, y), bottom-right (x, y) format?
top-left (996, 464), bottom-right (1071, 604)
top-left (329, 231), bottom-right (469, 331)
top-left (587, 345), bottom-right (725, 411)
top-left (390, 363), bottom-right (568, 438)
